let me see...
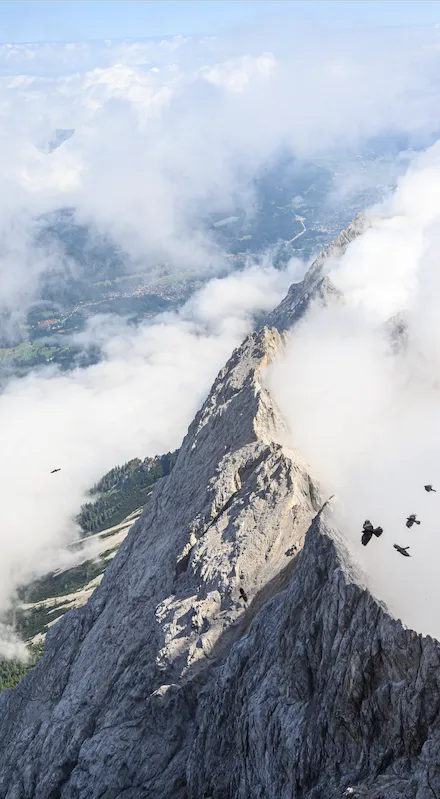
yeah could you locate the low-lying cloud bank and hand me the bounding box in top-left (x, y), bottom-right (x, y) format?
top-left (1, 24), bottom-right (440, 331)
top-left (268, 141), bottom-right (440, 639)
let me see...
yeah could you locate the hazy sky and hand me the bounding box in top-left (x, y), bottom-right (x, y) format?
top-left (2, 0), bottom-right (440, 44)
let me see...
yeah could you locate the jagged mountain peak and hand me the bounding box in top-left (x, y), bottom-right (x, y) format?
top-left (1, 214), bottom-right (439, 799)
top-left (264, 212), bottom-right (366, 333)
top-left (0, 323), bottom-right (320, 798)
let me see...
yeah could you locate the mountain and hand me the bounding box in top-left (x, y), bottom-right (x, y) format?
top-left (262, 211), bottom-right (365, 332)
top-left (1, 216), bottom-right (439, 799)
top-left (12, 455), bottom-right (179, 646)
top-left (44, 129), bottom-right (75, 154)
top-left (77, 451), bottom-right (178, 535)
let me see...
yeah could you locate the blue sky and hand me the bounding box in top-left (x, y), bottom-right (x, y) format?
top-left (2, 0), bottom-right (440, 44)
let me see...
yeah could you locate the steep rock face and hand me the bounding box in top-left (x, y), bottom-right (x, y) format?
top-left (0, 328), bottom-right (320, 799)
top-left (2, 214), bottom-right (440, 799)
top-left (189, 512), bottom-right (440, 799)
top-left (264, 212), bottom-right (365, 332)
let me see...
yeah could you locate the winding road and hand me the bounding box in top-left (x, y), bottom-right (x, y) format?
top-left (286, 215), bottom-right (307, 246)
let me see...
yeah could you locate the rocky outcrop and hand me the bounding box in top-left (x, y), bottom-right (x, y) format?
top-left (188, 511), bottom-right (440, 799)
top-left (1, 214), bottom-right (440, 799)
top-left (385, 310), bottom-right (409, 355)
top-left (263, 212), bottom-right (365, 332)
top-left (0, 325), bottom-right (320, 799)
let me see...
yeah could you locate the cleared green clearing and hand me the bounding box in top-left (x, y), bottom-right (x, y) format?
top-left (0, 342), bottom-right (35, 362)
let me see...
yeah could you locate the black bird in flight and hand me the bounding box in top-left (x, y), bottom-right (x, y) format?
top-left (406, 514), bottom-right (420, 528)
top-left (394, 544), bottom-right (411, 557)
top-left (361, 520), bottom-right (383, 546)
top-left (425, 484), bottom-right (436, 492)
top-left (50, 468), bottom-right (61, 474)
top-left (239, 587), bottom-right (248, 603)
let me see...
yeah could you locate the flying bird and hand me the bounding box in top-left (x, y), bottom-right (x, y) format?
top-left (50, 468), bottom-right (61, 474)
top-left (425, 484), bottom-right (436, 492)
top-left (361, 520), bottom-right (383, 546)
top-left (406, 514), bottom-right (420, 528)
top-left (394, 544), bottom-right (411, 557)
top-left (239, 587), bottom-right (248, 603)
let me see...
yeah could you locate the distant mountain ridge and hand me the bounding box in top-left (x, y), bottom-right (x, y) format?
top-left (43, 128), bottom-right (75, 154)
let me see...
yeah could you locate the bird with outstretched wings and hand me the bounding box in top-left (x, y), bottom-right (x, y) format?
top-left (361, 520), bottom-right (383, 546)
top-left (394, 544), bottom-right (411, 557)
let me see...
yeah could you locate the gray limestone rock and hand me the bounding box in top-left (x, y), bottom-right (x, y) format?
top-left (188, 511), bottom-right (440, 798)
top-left (263, 212), bottom-right (366, 333)
top-left (1, 214), bottom-right (439, 799)
top-left (0, 326), bottom-right (320, 799)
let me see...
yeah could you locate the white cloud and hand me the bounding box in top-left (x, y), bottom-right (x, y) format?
top-left (268, 141), bottom-right (440, 639)
top-left (81, 63), bottom-right (176, 115)
top-left (199, 53), bottom-right (276, 93)
top-left (0, 26), bottom-right (439, 328)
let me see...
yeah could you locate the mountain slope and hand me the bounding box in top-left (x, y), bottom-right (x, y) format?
top-left (189, 512), bottom-right (440, 799)
top-left (0, 325), bottom-right (320, 798)
top-left (2, 216), bottom-right (439, 799)
top-left (263, 211), bottom-right (365, 332)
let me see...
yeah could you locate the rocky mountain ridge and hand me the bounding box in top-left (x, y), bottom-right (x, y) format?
top-left (262, 211), bottom-right (366, 332)
top-left (0, 322), bottom-right (320, 799)
top-left (1, 215), bottom-right (439, 799)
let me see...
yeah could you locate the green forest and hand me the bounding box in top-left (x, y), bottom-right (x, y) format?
top-left (19, 556), bottom-right (108, 605)
top-left (0, 642), bottom-right (45, 694)
top-left (77, 451), bottom-right (178, 534)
